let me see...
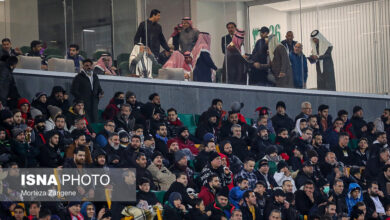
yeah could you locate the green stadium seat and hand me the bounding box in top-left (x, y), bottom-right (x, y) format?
top-left (91, 123), bottom-right (104, 133)
top-left (195, 114), bottom-right (201, 125)
top-left (349, 139), bottom-right (359, 151)
top-left (98, 109), bottom-right (104, 121)
top-left (151, 190), bottom-right (166, 204)
top-left (269, 133), bottom-right (276, 144)
top-left (44, 48), bottom-right (63, 57)
top-left (245, 118), bottom-right (253, 125)
top-left (178, 114), bottom-right (196, 127)
top-left (20, 46), bottom-right (30, 54)
top-left (188, 126), bottom-right (197, 136)
top-left (79, 51), bottom-right (88, 59)
top-left (117, 53), bottom-right (130, 66)
top-left (119, 61), bottom-right (130, 76)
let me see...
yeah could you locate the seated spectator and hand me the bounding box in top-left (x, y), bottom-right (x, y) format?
top-left (69, 117), bottom-right (94, 138)
top-left (366, 148), bottom-right (390, 182)
top-left (163, 192), bottom-right (187, 220)
top-left (262, 146), bottom-right (283, 175)
top-left (220, 111), bottom-right (255, 143)
top-left (165, 139), bottom-right (180, 167)
top-left (129, 44), bottom-right (157, 78)
top-left (295, 180), bottom-right (318, 215)
top-left (0, 55), bottom-right (20, 109)
top-left (292, 127), bottom-right (313, 156)
top-left (125, 91), bottom-right (144, 116)
top-left (331, 132), bottom-right (353, 166)
top-left (311, 132), bottom-right (329, 163)
top-left (11, 128), bottom-right (39, 168)
top-left (0, 38), bottom-right (22, 57)
top-left (226, 124), bottom-right (251, 161)
top-left (154, 123), bottom-right (168, 157)
top-left (240, 190), bottom-right (263, 220)
top-left (291, 118), bottom-right (307, 139)
top-left (66, 44), bottom-right (84, 73)
top-left (65, 130), bottom-right (92, 164)
top-left (274, 161), bottom-right (297, 192)
top-left (102, 91), bottom-right (125, 121)
top-left (205, 187), bottom-right (234, 219)
top-left (103, 133), bottom-right (126, 167)
top-left (0, 127), bottom-right (13, 164)
top-left (220, 140), bottom-right (243, 174)
top-left (12, 205), bottom-right (27, 220)
top-left (199, 98), bottom-right (226, 127)
top-left (147, 151), bottom-right (175, 191)
top-left (195, 139), bottom-right (216, 172)
top-left (65, 99), bottom-right (88, 130)
top-left (164, 172), bottom-right (195, 207)
top-left (166, 108), bottom-right (183, 139)
top-left (31, 92), bottom-right (48, 119)
top-left (324, 118), bottom-right (344, 148)
top-left (253, 181), bottom-right (268, 215)
top-left (196, 109), bottom-right (218, 142)
top-left (141, 93), bottom-right (165, 121)
top-left (26, 40), bottom-right (47, 69)
top-left (185, 198), bottom-right (209, 220)
top-left (60, 202), bottom-right (84, 220)
top-left (121, 135), bottom-right (145, 167)
top-left (369, 131), bottom-right (388, 159)
top-left (45, 105), bottom-right (63, 132)
top-left (320, 152), bottom-right (338, 183)
top-left (118, 129), bottom-right (130, 148)
top-left (52, 114), bottom-right (72, 147)
top-left (352, 137), bottom-right (369, 167)
top-left (31, 115), bottom-right (47, 149)
top-left (134, 152), bottom-right (157, 190)
top-left (142, 134), bottom-right (155, 160)
top-left (255, 159), bottom-right (278, 190)
top-left (378, 165), bottom-right (390, 201)
top-left (346, 183), bottom-right (363, 215)
top-left (200, 151), bottom-right (232, 187)
top-left (95, 120), bottom-right (115, 148)
top-left (27, 202), bottom-right (41, 220)
top-left (274, 128), bottom-right (292, 156)
top-left (114, 104), bottom-right (135, 133)
top-left (94, 53), bottom-right (117, 75)
top-left (171, 126), bottom-right (198, 156)
top-left (199, 174), bottom-right (221, 207)
top-left (264, 189), bottom-right (296, 219)
top-left (317, 104), bottom-right (333, 134)
top-left (295, 161), bottom-right (316, 189)
top-left (39, 130), bottom-right (62, 168)
top-left (347, 106), bottom-right (367, 139)
top-left (47, 86), bottom-right (70, 113)
top-left (229, 177), bottom-right (249, 209)
top-left (234, 157), bottom-right (257, 190)
top-left (12, 109), bottom-right (28, 132)
top-left (91, 147), bottom-right (107, 168)
top-left (363, 181), bottom-right (386, 218)
top-left (17, 98), bottom-right (34, 128)
top-left (136, 177), bottom-right (160, 206)
top-left (271, 101), bottom-right (294, 133)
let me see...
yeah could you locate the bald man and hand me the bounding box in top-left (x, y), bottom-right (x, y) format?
top-left (289, 42), bottom-right (308, 89)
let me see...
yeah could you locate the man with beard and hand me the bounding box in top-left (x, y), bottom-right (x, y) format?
top-left (331, 132), bottom-right (353, 166)
top-left (240, 190), bottom-right (263, 220)
top-left (0, 109), bottom-right (13, 137)
top-left (38, 130), bottom-right (63, 168)
top-left (294, 180), bottom-right (319, 215)
top-left (196, 109), bottom-right (219, 142)
top-left (369, 132), bottom-right (388, 159)
top-left (251, 125), bottom-right (273, 160)
top-left (320, 152), bottom-right (338, 182)
top-left (199, 98), bottom-right (226, 127)
top-left (347, 106), bottom-right (367, 139)
top-left (65, 99), bottom-right (87, 130)
top-left (327, 179), bottom-right (348, 214)
top-left (254, 181), bottom-right (268, 216)
top-left (200, 152), bottom-right (232, 188)
top-left (234, 157), bottom-right (257, 190)
top-left (375, 109), bottom-right (390, 139)
top-left (114, 104), bottom-right (135, 133)
top-left (166, 108), bottom-right (183, 139)
top-left (366, 148), bottom-right (390, 182)
top-left (220, 111), bottom-right (255, 142)
top-left (294, 161), bottom-right (315, 189)
top-left (317, 104), bottom-right (333, 134)
top-left (147, 151), bottom-right (175, 191)
top-left (91, 147), bottom-right (107, 168)
top-left (230, 177), bottom-right (249, 208)
top-left (64, 146), bottom-right (86, 168)
top-left (164, 172), bottom-right (195, 207)
top-left (199, 174), bottom-right (221, 206)
top-left (292, 127), bottom-right (313, 155)
top-left (31, 115), bottom-right (46, 148)
top-left (155, 124), bottom-right (169, 157)
top-left (141, 93), bottom-right (165, 121)
top-left (65, 129), bottom-right (92, 164)
top-left (312, 132), bottom-right (329, 163)
top-left (363, 181), bottom-right (386, 219)
top-left (171, 126), bottom-right (198, 156)
top-left (206, 187), bottom-right (235, 219)
top-left (274, 128), bottom-right (292, 156)
top-left (308, 115), bottom-right (320, 134)
top-left (96, 120), bottom-right (115, 148)
top-left (47, 86), bottom-right (70, 113)
top-left (220, 140), bottom-right (242, 174)
top-left (0, 127), bottom-right (13, 165)
top-left (271, 101), bottom-right (294, 133)
top-left (102, 91), bottom-right (125, 121)
top-left (195, 140), bottom-right (216, 172)
top-left (122, 135), bottom-right (144, 167)
top-left (264, 189), bottom-right (296, 220)
top-left (53, 114), bottom-right (72, 148)
top-left (125, 91), bottom-right (144, 124)
top-left (226, 124), bottom-right (251, 161)
top-left (255, 159), bottom-right (278, 190)
top-left (134, 152), bottom-right (157, 190)
top-left (165, 139), bottom-right (179, 166)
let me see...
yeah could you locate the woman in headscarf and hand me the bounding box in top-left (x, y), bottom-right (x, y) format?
top-left (129, 43), bottom-right (157, 78)
top-left (192, 32), bottom-right (218, 82)
top-left (268, 34), bottom-right (293, 88)
top-left (310, 30), bottom-right (336, 91)
top-left (222, 29), bottom-right (248, 85)
top-left (94, 53), bottom-right (117, 75)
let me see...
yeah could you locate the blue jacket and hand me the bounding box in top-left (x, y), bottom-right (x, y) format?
top-left (346, 183), bottom-right (363, 215)
top-left (229, 186), bottom-right (247, 209)
top-left (289, 52), bottom-right (308, 88)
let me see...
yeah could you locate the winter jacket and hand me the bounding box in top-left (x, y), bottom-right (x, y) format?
top-left (167, 119), bottom-right (183, 139)
top-left (163, 181), bottom-right (195, 207)
top-left (147, 162), bottom-right (176, 191)
top-left (229, 186), bottom-right (246, 209)
top-left (225, 136), bottom-right (251, 162)
top-left (346, 183), bottom-right (363, 214)
top-left (12, 140), bottom-right (40, 168)
top-left (234, 168), bottom-right (258, 190)
top-left (65, 143), bottom-right (92, 164)
top-left (198, 185), bottom-right (216, 207)
top-left (114, 114), bottom-right (135, 133)
top-left (171, 136), bottom-right (199, 156)
top-left (200, 164), bottom-right (232, 187)
top-left (136, 190), bottom-right (159, 205)
top-left (289, 52), bottom-right (308, 88)
top-left (331, 144), bottom-right (353, 166)
top-left (271, 113), bottom-right (295, 133)
top-left (255, 170), bottom-right (278, 190)
top-left (0, 61), bottom-right (20, 105)
top-left (102, 98), bottom-right (120, 121)
top-left (205, 202), bottom-right (235, 220)
top-left (39, 143), bottom-right (63, 168)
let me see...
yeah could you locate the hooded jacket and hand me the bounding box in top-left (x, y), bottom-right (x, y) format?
top-left (17, 98), bottom-right (34, 127)
top-left (80, 202), bottom-right (96, 220)
top-left (102, 98), bottom-right (121, 121)
top-left (346, 183), bottom-right (363, 214)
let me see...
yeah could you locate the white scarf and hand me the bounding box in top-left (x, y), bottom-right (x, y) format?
top-left (311, 31), bottom-right (332, 73)
top-left (129, 44), bottom-right (153, 78)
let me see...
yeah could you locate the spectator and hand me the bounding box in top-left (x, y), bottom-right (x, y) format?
top-left (199, 174), bottom-right (221, 207)
top-left (264, 189), bottom-right (296, 220)
top-left (185, 198), bottom-right (209, 220)
top-left (221, 22), bottom-right (236, 54)
top-left (352, 137), bottom-right (369, 167)
top-left (147, 151), bottom-right (175, 191)
top-left (26, 40), bottom-right (47, 69)
top-left (53, 114), bottom-right (72, 147)
top-left (220, 140), bottom-right (243, 174)
top-left (324, 202), bottom-right (337, 220)
top-left (158, 46), bottom-right (172, 65)
top-left (94, 53), bottom-right (117, 76)
top-left (271, 101), bottom-right (294, 133)
top-left (141, 93), bottom-right (165, 121)
top-left (196, 109), bottom-right (219, 141)
top-left (114, 104), bottom-right (135, 133)
top-left (64, 146), bottom-right (87, 168)
top-left (199, 98), bottom-right (226, 127)
top-left (295, 161), bottom-right (316, 189)
top-left (295, 101), bottom-right (312, 122)
top-left (377, 164), bottom-right (390, 200)
top-left (205, 187), bottom-right (235, 219)
top-left (291, 118), bottom-right (307, 138)
top-left (308, 115), bottom-right (320, 134)
top-left (154, 123), bottom-right (169, 157)
top-left (331, 132), bottom-right (353, 166)
top-left (47, 86), bottom-right (70, 113)
top-left (252, 125), bottom-right (274, 160)
top-left (240, 190), bottom-right (262, 220)
top-left (31, 115), bottom-right (46, 148)
top-left (163, 192), bottom-right (187, 220)
top-left (289, 42), bottom-right (308, 89)
top-left (255, 159), bottom-right (278, 190)
top-left (65, 99), bottom-right (86, 130)
top-left (324, 118), bottom-right (344, 148)
top-left (66, 44), bottom-right (84, 73)
top-left (71, 59), bottom-right (104, 123)
top-left (13, 109), bottom-right (28, 131)
top-left (136, 177), bottom-right (160, 206)
top-left (346, 183), bottom-right (363, 215)
top-left (134, 152), bottom-right (157, 190)
top-left (292, 127), bottom-right (313, 155)
top-left (295, 180), bottom-right (318, 215)
top-left (11, 127), bottom-right (39, 167)
top-left (317, 104), bottom-right (333, 134)
top-left (91, 147), bottom-right (107, 168)
top-left (374, 108), bottom-right (390, 133)
top-left (225, 124), bottom-right (251, 162)
top-left (229, 177), bottom-right (249, 209)
top-left (102, 91), bottom-right (124, 121)
top-left (363, 181), bottom-right (386, 218)
top-left (0, 38), bottom-right (22, 57)
top-left (0, 55), bottom-right (20, 108)
top-left (134, 9), bottom-right (170, 57)
top-left (281, 31), bottom-right (297, 54)
top-left (65, 130), bottom-right (92, 164)
top-left (179, 17), bottom-right (199, 52)
top-left (320, 152), bottom-right (338, 183)
top-left (103, 133), bottom-right (125, 167)
top-left (166, 108), bottom-right (183, 139)
top-left (347, 106), bottom-right (367, 139)
top-left (200, 151), bottom-right (232, 187)
top-left (369, 131), bottom-right (388, 159)
top-left (268, 34), bottom-right (293, 88)
top-left (171, 126), bottom-right (198, 156)
top-left (38, 130), bottom-right (62, 168)
top-left (235, 157), bottom-right (257, 190)
top-left (366, 148), bottom-right (390, 182)
top-left (195, 139), bottom-right (216, 172)
top-left (95, 120), bottom-right (115, 148)
top-left (31, 92), bottom-right (48, 119)
top-left (39, 209), bottom-right (52, 220)
top-left (13, 205), bottom-right (28, 220)
top-left (274, 128), bottom-right (292, 156)
top-left (128, 43), bottom-right (157, 78)
top-left (312, 133), bottom-right (329, 163)
top-left (164, 172), bottom-right (195, 207)
top-left (60, 202), bottom-right (84, 220)
top-left (274, 161), bottom-right (297, 192)
top-left (0, 127), bottom-right (13, 164)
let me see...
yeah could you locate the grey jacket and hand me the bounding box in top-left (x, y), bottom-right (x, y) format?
top-left (271, 45), bottom-right (293, 88)
top-left (179, 28), bottom-right (199, 52)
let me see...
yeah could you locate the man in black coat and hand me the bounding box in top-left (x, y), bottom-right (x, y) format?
top-left (348, 106), bottom-right (367, 139)
top-left (225, 124), bottom-right (251, 161)
top-left (264, 189), bottom-right (296, 220)
top-left (0, 55), bottom-right (20, 108)
top-left (255, 159), bottom-right (278, 190)
top-left (363, 181), bottom-right (386, 218)
top-left (251, 125), bottom-right (273, 160)
top-left (114, 104), bottom-right (135, 133)
top-left (141, 93), bottom-right (166, 121)
top-left (316, 104), bottom-right (332, 135)
top-left (366, 148), bottom-right (390, 182)
top-left (134, 152), bottom-right (157, 190)
top-left (330, 132), bottom-right (353, 166)
top-left (70, 59), bottom-right (103, 123)
top-left (195, 109), bottom-right (219, 142)
top-left (294, 180), bottom-right (319, 216)
top-left (221, 22), bottom-right (236, 54)
top-left (328, 179), bottom-right (348, 214)
top-left (219, 111), bottom-right (255, 142)
top-left (39, 130), bottom-right (63, 168)
top-left (133, 9), bottom-right (171, 57)
top-left (377, 164), bottom-right (390, 205)
top-left (155, 123), bottom-right (169, 158)
top-left (294, 161), bottom-right (316, 189)
top-left (240, 190), bottom-right (263, 220)
top-left (369, 131), bottom-right (388, 159)
top-left (163, 172), bottom-right (195, 207)
top-left (271, 101), bottom-right (294, 133)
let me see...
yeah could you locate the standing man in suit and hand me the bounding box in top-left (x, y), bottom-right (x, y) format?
top-left (221, 22), bottom-right (237, 54)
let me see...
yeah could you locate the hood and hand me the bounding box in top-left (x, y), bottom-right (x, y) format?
top-left (347, 182), bottom-right (362, 199)
top-left (81, 202), bottom-right (95, 219)
top-left (17, 98), bottom-right (31, 110)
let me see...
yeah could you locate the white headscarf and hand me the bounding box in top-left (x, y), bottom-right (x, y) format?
top-left (310, 30), bottom-right (332, 73)
top-left (293, 118), bottom-right (305, 136)
top-left (268, 34), bottom-right (282, 61)
top-left (129, 43), bottom-right (153, 78)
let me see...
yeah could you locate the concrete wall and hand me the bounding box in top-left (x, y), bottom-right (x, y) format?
top-left (13, 69), bottom-right (390, 122)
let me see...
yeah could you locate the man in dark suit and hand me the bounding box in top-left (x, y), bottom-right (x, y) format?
top-left (71, 59), bottom-right (104, 123)
top-left (221, 22), bottom-right (236, 54)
